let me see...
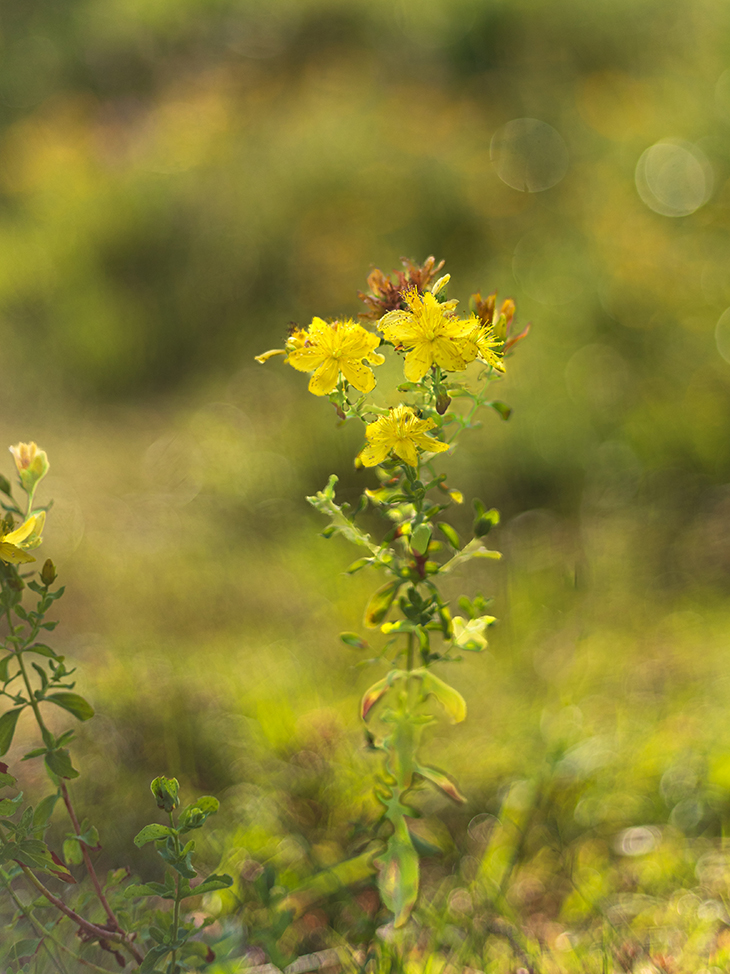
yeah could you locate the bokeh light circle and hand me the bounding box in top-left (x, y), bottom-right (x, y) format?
top-left (490, 118), bottom-right (569, 193)
top-left (714, 307), bottom-right (730, 363)
top-left (635, 140), bottom-right (712, 217)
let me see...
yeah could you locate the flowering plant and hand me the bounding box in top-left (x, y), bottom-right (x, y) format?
top-left (0, 445), bottom-right (231, 973)
top-left (258, 257), bottom-right (527, 926)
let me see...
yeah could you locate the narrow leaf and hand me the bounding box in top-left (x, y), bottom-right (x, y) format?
top-left (437, 523), bottom-right (461, 549)
top-left (44, 693), bottom-right (94, 721)
top-left (416, 764), bottom-right (466, 803)
top-left (0, 709), bottom-right (23, 756)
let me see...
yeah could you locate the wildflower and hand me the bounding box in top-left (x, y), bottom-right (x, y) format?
top-left (470, 325), bottom-right (506, 373)
top-left (378, 280), bottom-right (479, 382)
top-left (285, 318), bottom-right (385, 396)
top-left (9, 442), bottom-right (49, 493)
top-left (357, 405), bottom-right (449, 468)
top-left (0, 512), bottom-right (46, 565)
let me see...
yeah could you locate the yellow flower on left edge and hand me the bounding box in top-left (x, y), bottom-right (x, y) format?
top-left (0, 512), bottom-right (46, 564)
top-left (357, 405), bottom-right (449, 468)
top-left (257, 318), bottom-right (384, 396)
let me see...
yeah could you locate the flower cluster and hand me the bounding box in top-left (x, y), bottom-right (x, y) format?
top-left (256, 258), bottom-right (524, 470)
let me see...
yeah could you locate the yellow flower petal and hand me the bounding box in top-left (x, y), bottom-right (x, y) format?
top-left (340, 359), bottom-right (376, 394)
top-left (393, 438), bottom-right (419, 467)
top-left (0, 542), bottom-right (35, 564)
top-left (308, 359), bottom-right (340, 395)
top-left (403, 345), bottom-right (434, 382)
top-left (254, 348), bottom-right (287, 364)
top-left (358, 442), bottom-right (391, 467)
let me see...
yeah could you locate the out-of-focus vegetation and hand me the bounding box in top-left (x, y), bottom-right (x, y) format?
top-left (2, 0), bottom-right (730, 970)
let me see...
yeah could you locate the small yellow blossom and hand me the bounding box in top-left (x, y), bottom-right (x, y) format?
top-left (285, 318), bottom-right (385, 396)
top-left (254, 327), bottom-right (308, 364)
top-left (9, 442), bottom-right (49, 493)
top-left (0, 512), bottom-right (46, 565)
top-left (378, 284), bottom-right (479, 382)
top-left (471, 325), bottom-right (506, 373)
top-left (357, 405), bottom-right (449, 468)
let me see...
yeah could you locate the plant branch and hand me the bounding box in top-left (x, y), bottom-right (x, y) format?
top-left (19, 865), bottom-right (144, 965)
top-left (59, 783), bottom-right (121, 932)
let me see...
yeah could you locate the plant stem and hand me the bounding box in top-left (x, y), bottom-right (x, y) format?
top-left (20, 866), bottom-right (144, 964)
top-left (170, 809), bottom-right (182, 972)
top-left (59, 782), bottom-right (121, 931)
top-left (0, 866), bottom-right (120, 973)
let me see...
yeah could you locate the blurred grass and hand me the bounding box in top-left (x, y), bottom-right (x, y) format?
top-left (2, 0), bottom-right (730, 967)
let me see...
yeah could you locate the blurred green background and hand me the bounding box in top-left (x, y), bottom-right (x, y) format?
top-left (2, 0), bottom-right (730, 954)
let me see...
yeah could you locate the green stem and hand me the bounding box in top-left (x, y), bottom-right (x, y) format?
top-left (170, 810), bottom-right (182, 972)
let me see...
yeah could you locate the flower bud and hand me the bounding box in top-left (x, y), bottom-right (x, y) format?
top-left (150, 775), bottom-right (180, 812)
top-left (41, 559), bottom-right (57, 587)
top-left (9, 442), bottom-right (49, 494)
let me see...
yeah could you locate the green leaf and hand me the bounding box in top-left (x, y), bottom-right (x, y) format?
top-left (361, 670), bottom-right (408, 719)
top-left (139, 943), bottom-right (170, 973)
top-left (124, 881), bottom-right (176, 899)
top-left (133, 823), bottom-right (175, 847)
top-left (7, 938), bottom-right (42, 965)
top-left (345, 558), bottom-right (372, 574)
top-left (24, 644), bottom-right (59, 660)
top-left (178, 796), bottom-right (220, 833)
top-left (63, 837), bottom-right (84, 866)
top-left (185, 872), bottom-right (234, 897)
top-left (374, 826), bottom-right (419, 928)
top-left (437, 523), bottom-right (461, 549)
top-left (415, 764), bottom-right (466, 803)
top-left (340, 632), bottom-right (368, 650)
top-left (488, 400), bottom-right (512, 421)
top-left (158, 836), bottom-right (197, 878)
top-left (410, 523), bottom-right (432, 556)
top-left (44, 693), bottom-right (94, 721)
top-left (32, 793), bottom-right (59, 829)
top-left (0, 474), bottom-right (12, 498)
top-left (414, 670), bottom-right (467, 723)
top-left (0, 655), bottom-right (12, 683)
top-left (0, 709), bottom-right (23, 756)
top-left (45, 748), bottom-right (79, 780)
top-left (363, 580), bottom-right (401, 629)
top-left (0, 793), bottom-right (24, 814)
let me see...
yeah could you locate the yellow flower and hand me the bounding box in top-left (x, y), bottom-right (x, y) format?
top-left (378, 280), bottom-right (479, 382)
top-left (254, 327), bottom-right (308, 364)
top-left (9, 442), bottom-right (49, 493)
top-left (471, 325), bottom-right (506, 373)
top-left (357, 405), bottom-right (449, 468)
top-left (285, 318), bottom-right (385, 396)
top-left (0, 512), bottom-right (46, 565)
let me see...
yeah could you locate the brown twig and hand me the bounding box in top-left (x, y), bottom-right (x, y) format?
top-left (20, 865), bottom-right (144, 965)
top-left (59, 782), bottom-right (120, 930)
